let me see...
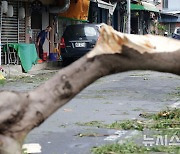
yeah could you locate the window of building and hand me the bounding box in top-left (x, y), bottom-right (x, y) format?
top-left (163, 0), bottom-right (168, 9)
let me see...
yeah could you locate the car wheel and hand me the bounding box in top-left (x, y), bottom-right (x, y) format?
top-left (62, 58), bottom-right (72, 67)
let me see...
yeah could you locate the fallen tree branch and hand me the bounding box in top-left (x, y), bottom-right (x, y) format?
top-left (0, 25), bottom-right (180, 154)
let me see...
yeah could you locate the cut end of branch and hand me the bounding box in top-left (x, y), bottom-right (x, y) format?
top-left (87, 24), bottom-right (180, 58)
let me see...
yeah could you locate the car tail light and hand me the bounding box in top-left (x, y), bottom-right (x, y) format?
top-left (60, 37), bottom-right (66, 48)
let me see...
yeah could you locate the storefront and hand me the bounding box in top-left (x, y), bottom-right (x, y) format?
top-left (130, 1), bottom-right (159, 35)
top-left (0, 0), bottom-right (27, 65)
top-left (88, 0), bottom-right (117, 25)
top-left (159, 13), bottom-right (180, 35)
top-left (0, 0), bottom-right (71, 65)
top-left (0, 0), bottom-right (119, 65)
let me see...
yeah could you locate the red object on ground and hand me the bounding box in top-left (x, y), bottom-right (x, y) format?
top-left (43, 52), bottom-right (47, 61)
top-left (37, 59), bottom-right (43, 63)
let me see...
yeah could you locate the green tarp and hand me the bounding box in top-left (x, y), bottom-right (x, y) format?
top-left (131, 3), bottom-right (159, 13)
top-left (3, 43), bottom-right (38, 72)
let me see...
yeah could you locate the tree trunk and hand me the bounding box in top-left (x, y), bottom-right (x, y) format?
top-left (0, 25), bottom-right (180, 153)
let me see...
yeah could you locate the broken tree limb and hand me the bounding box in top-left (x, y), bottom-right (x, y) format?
top-left (0, 25), bottom-right (180, 154)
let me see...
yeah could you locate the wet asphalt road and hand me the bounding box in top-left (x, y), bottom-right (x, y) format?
top-left (1, 70), bottom-right (180, 154)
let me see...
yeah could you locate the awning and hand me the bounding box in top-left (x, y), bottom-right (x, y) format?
top-left (131, 2), bottom-right (159, 13)
top-left (95, 0), bottom-right (117, 15)
top-left (165, 10), bottom-right (180, 14)
top-left (159, 14), bottom-right (180, 23)
top-left (59, 0), bottom-right (90, 21)
top-left (142, 2), bottom-right (159, 12)
top-left (131, 4), bottom-right (144, 10)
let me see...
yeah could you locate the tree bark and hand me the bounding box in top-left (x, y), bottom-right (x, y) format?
top-left (0, 25), bottom-right (180, 153)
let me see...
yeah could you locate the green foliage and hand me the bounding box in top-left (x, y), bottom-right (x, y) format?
top-left (77, 109), bottom-right (180, 131)
top-left (156, 128), bottom-right (180, 137)
top-left (0, 79), bottom-right (6, 85)
top-left (152, 108), bottom-right (180, 120)
top-left (91, 108), bottom-right (180, 154)
top-left (150, 108), bottom-right (180, 129)
top-left (92, 142), bottom-right (148, 154)
top-left (76, 120), bottom-right (145, 131)
top-left (107, 120), bottom-right (144, 131)
top-left (157, 23), bottom-right (166, 31)
top-left (152, 119), bottom-right (180, 129)
top-left (92, 142), bottom-right (180, 154)
top-left (76, 121), bottom-right (106, 128)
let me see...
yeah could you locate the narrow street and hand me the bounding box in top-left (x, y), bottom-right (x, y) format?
top-left (1, 69), bottom-right (179, 154)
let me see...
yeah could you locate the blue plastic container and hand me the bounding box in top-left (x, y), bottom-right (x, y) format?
top-left (49, 53), bottom-right (58, 61)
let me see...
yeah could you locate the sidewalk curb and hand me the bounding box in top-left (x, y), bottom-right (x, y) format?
top-left (1, 61), bottom-right (62, 77)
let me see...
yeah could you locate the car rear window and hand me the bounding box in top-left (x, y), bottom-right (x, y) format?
top-left (64, 25), bottom-right (97, 38)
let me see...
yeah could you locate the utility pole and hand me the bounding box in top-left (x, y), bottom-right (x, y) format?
top-left (127, 0), bottom-right (131, 34)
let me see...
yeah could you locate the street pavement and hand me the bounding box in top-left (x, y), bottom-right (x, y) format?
top-left (1, 69), bottom-right (180, 154)
top-left (25, 70), bottom-right (180, 154)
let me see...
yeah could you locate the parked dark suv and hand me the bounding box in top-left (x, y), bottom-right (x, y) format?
top-left (60, 24), bottom-right (102, 66)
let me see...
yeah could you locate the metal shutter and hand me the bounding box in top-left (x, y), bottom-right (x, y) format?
top-left (0, 1), bottom-right (26, 64)
top-left (0, 1), bottom-right (26, 45)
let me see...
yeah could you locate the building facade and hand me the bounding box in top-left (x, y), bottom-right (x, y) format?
top-left (130, 0), bottom-right (160, 35)
top-left (161, 0), bottom-right (180, 13)
top-left (2, 0), bottom-right (173, 66)
top-left (0, 0), bottom-right (72, 65)
top-left (159, 0), bottom-right (180, 34)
